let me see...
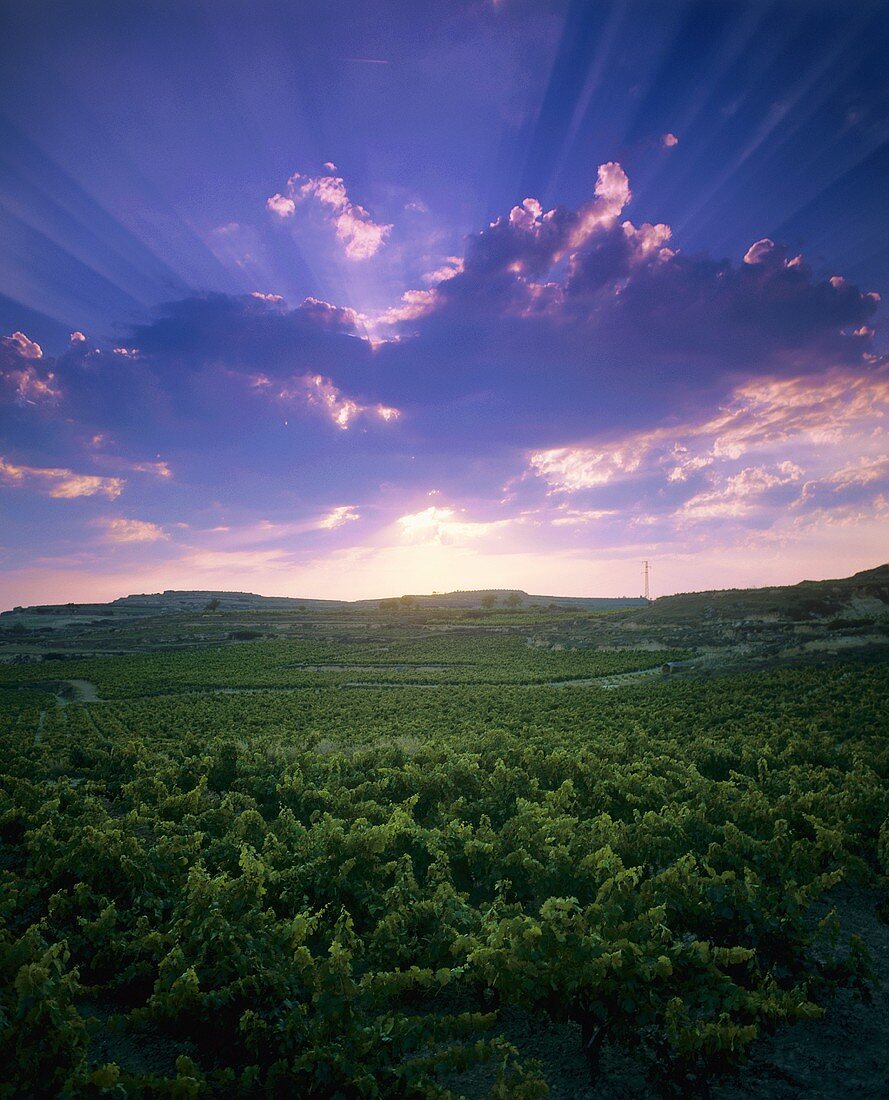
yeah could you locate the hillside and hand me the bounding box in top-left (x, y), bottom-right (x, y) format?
top-left (3, 567), bottom-right (886, 625)
top-left (638, 564), bottom-right (889, 623)
top-left (1, 587), bottom-right (647, 622)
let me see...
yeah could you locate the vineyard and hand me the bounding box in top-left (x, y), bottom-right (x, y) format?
top-left (0, 634), bottom-right (691, 697)
top-left (1, 612), bottom-right (888, 1097)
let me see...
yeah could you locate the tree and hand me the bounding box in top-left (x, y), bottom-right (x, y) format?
top-left (400, 595), bottom-right (415, 610)
top-left (481, 594), bottom-right (496, 610)
top-left (505, 592), bottom-right (523, 610)
top-left (379, 598), bottom-right (398, 612)
top-left (204, 598), bottom-right (221, 612)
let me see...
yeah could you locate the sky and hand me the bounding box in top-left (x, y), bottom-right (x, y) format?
top-left (1, 0), bottom-right (888, 608)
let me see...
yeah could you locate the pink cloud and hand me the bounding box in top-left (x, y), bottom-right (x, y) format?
top-left (1, 364), bottom-right (60, 405)
top-left (397, 160), bottom-right (679, 327)
top-left (371, 289), bottom-right (438, 330)
top-left (566, 162), bottom-right (631, 251)
top-left (529, 442), bottom-right (649, 490)
top-left (662, 132), bottom-right (679, 148)
top-left (743, 238), bottom-right (778, 265)
top-left (1, 329), bottom-right (60, 405)
top-left (2, 330), bottom-right (43, 359)
top-left (422, 257), bottom-right (464, 285)
top-left (0, 458), bottom-right (125, 499)
top-left (101, 517), bottom-right (169, 543)
top-left (128, 460), bottom-right (172, 479)
top-left (317, 505), bottom-right (360, 529)
top-left (267, 167), bottom-right (392, 261)
top-left (677, 462), bottom-right (804, 521)
top-left (529, 368), bottom-right (889, 494)
top-left (266, 193), bottom-right (296, 217)
top-left (524, 366), bottom-right (889, 542)
top-left (252, 371), bottom-right (400, 430)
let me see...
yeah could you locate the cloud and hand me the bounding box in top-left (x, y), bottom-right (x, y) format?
top-left (797, 455), bottom-right (889, 510)
top-left (113, 161), bottom-right (880, 457)
top-left (317, 505), bottom-right (360, 529)
top-left (472, 162), bottom-right (631, 280)
top-left (370, 289), bottom-right (438, 330)
top-left (207, 221), bottom-right (271, 277)
top-left (550, 507), bottom-right (617, 526)
top-left (529, 444), bottom-right (648, 491)
top-left (522, 366), bottom-right (889, 542)
top-left (422, 257), bottom-right (463, 285)
top-left (128, 459), bottom-right (172, 479)
top-left (127, 293), bottom-right (367, 365)
top-left (528, 368), bottom-right (889, 493)
top-left (1, 329), bottom-right (60, 405)
top-left (296, 296), bottom-right (362, 333)
top-left (677, 462), bottom-right (804, 521)
top-left (1, 331), bottom-right (43, 359)
top-left (397, 506), bottom-right (506, 545)
top-left (662, 132), bottom-right (679, 148)
top-left (374, 161), bottom-right (877, 419)
top-left (0, 458), bottom-right (125, 499)
top-left (743, 238), bottom-right (777, 265)
top-left (251, 371), bottom-right (400, 430)
top-left (1, 364), bottom-right (60, 406)
top-left (267, 166), bottom-right (392, 260)
top-left (266, 193), bottom-right (296, 217)
top-left (2, 157), bottom-right (884, 605)
top-left (101, 517), bottom-right (169, 543)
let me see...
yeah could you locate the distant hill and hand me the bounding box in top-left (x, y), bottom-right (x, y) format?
top-left (351, 590), bottom-right (647, 611)
top-left (2, 567), bottom-right (886, 620)
top-left (639, 564), bottom-right (889, 623)
top-left (111, 590), bottom-right (342, 611)
top-left (0, 586), bottom-right (647, 620)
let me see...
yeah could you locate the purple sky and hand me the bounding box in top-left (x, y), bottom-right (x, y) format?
top-left (1, 0), bottom-right (888, 607)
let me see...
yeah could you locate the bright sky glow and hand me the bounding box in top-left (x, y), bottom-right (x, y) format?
top-left (1, 0), bottom-right (887, 606)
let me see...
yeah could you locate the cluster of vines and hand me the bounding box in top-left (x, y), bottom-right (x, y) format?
top-left (1, 661), bottom-right (887, 1096)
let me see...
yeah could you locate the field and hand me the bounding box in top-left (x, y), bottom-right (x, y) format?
top-left (1, 579), bottom-right (888, 1097)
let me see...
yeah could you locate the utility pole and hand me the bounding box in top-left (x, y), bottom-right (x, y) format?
top-left (642, 560), bottom-right (650, 601)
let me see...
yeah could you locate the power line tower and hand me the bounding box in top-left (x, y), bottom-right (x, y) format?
top-left (642, 560), bottom-right (650, 601)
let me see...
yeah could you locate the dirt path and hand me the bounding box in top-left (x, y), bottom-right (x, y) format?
top-left (30, 679), bottom-right (98, 743)
top-left (341, 667), bottom-right (667, 689)
top-left (547, 667), bottom-right (664, 689)
top-left (44, 667), bottom-right (671, 703)
top-left (63, 679), bottom-right (99, 702)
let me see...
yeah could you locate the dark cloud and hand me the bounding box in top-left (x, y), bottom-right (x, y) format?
top-left (129, 292), bottom-right (367, 371)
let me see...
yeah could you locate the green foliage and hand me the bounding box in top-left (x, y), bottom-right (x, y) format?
top-left (0, 654), bottom-right (886, 1094)
top-left (0, 633), bottom-right (690, 697)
